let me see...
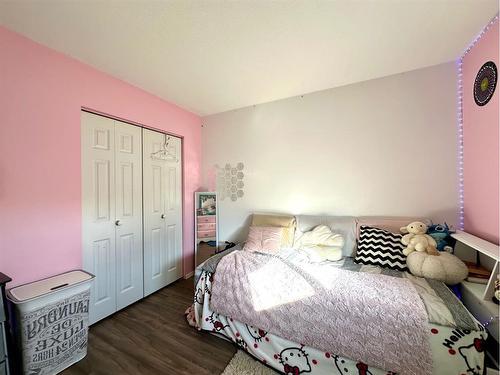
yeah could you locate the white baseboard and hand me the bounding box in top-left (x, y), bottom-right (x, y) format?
top-left (184, 271), bottom-right (194, 279)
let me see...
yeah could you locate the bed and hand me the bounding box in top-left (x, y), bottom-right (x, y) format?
top-left (186, 215), bottom-right (487, 375)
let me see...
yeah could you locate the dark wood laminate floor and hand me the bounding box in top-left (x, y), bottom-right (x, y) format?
top-left (62, 277), bottom-right (236, 375)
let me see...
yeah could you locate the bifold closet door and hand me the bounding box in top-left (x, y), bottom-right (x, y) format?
top-left (143, 128), bottom-right (183, 296)
top-left (82, 112), bottom-right (116, 323)
top-left (114, 121), bottom-right (143, 311)
top-left (82, 111), bottom-right (143, 324)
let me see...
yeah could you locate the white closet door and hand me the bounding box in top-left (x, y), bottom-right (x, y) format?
top-left (143, 129), bottom-right (183, 296)
top-left (81, 112), bottom-right (117, 324)
top-left (114, 121), bottom-right (143, 310)
top-left (163, 135), bottom-right (183, 285)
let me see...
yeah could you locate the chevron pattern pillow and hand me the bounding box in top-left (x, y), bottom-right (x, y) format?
top-left (354, 225), bottom-right (407, 271)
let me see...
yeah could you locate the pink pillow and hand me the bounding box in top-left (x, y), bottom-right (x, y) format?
top-left (244, 226), bottom-right (283, 254)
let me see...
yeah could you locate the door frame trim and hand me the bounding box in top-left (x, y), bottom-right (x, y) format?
top-left (82, 107), bottom-right (185, 140)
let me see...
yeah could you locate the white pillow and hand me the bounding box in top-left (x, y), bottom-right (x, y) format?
top-left (302, 245), bottom-right (343, 262)
top-left (295, 216), bottom-right (355, 256)
top-left (294, 225), bottom-right (345, 248)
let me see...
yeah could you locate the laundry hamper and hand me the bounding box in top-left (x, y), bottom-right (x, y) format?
top-left (7, 270), bottom-right (94, 375)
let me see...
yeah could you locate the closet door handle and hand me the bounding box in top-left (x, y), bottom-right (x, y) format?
top-left (115, 220), bottom-right (122, 226)
top-left (161, 214), bottom-right (165, 219)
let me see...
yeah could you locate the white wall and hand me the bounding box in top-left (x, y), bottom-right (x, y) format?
top-left (201, 62), bottom-right (459, 242)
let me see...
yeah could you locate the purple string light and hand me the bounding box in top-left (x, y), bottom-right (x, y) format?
top-left (456, 14), bottom-right (499, 230)
top-left (481, 315), bottom-right (498, 328)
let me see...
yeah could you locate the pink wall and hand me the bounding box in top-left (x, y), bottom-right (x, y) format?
top-left (462, 19), bottom-right (499, 244)
top-left (0, 27), bottom-right (202, 287)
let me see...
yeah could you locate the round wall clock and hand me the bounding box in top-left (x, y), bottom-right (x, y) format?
top-left (473, 61), bottom-right (497, 106)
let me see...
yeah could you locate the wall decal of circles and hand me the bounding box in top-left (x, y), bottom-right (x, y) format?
top-left (215, 162), bottom-right (244, 201)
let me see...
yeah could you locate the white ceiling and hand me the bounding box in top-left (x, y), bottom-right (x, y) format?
top-left (0, 1), bottom-right (497, 116)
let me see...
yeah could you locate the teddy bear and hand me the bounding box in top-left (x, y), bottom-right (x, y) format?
top-left (400, 221), bottom-right (439, 256)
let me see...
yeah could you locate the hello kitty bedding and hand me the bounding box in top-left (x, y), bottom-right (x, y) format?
top-left (186, 250), bottom-right (486, 375)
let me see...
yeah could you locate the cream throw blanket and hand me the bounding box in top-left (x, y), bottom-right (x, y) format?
top-left (211, 250), bottom-right (433, 375)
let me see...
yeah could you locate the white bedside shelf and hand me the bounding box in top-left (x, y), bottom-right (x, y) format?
top-left (452, 230), bottom-right (499, 302)
top-left (452, 234), bottom-right (500, 375)
top-left (452, 230), bottom-right (499, 261)
top-left (461, 281), bottom-right (498, 315)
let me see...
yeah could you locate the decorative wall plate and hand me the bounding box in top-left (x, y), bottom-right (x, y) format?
top-left (474, 61), bottom-right (497, 106)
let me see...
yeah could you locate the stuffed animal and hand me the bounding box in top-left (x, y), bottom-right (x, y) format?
top-left (493, 276), bottom-right (500, 305)
top-left (406, 251), bottom-right (468, 285)
top-left (427, 223), bottom-right (454, 252)
top-left (400, 221), bottom-right (439, 256)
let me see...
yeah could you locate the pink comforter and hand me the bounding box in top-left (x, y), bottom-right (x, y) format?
top-left (210, 250), bottom-right (432, 375)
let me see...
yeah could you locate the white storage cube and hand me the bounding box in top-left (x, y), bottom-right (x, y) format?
top-left (7, 270), bottom-right (94, 375)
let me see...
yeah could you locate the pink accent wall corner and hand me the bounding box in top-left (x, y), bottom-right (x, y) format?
top-left (0, 26), bottom-right (202, 286)
top-left (462, 18), bottom-right (499, 244)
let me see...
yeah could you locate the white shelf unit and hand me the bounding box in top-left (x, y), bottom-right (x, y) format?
top-left (452, 230), bottom-right (499, 261)
top-left (453, 231), bottom-right (499, 372)
top-left (452, 230), bottom-right (499, 301)
top-left (461, 280), bottom-right (499, 342)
